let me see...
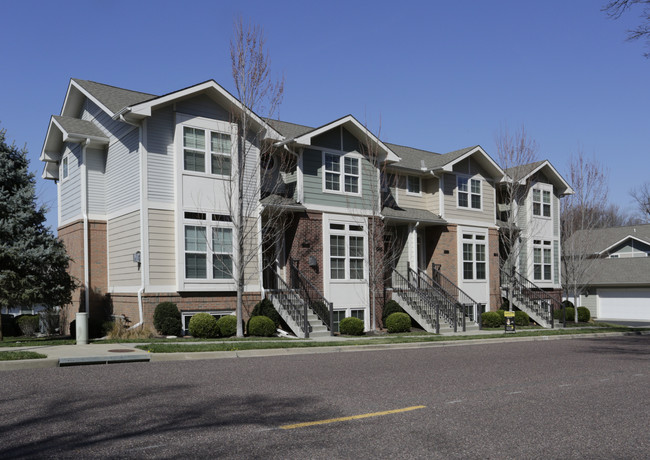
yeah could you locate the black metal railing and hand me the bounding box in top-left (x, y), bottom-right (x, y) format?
top-left (500, 268), bottom-right (565, 328)
top-left (266, 270), bottom-right (309, 337)
top-left (423, 265), bottom-right (480, 327)
top-left (289, 258), bottom-right (334, 334)
top-left (392, 269), bottom-right (441, 333)
top-left (414, 267), bottom-right (471, 331)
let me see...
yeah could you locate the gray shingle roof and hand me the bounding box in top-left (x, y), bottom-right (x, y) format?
top-left (53, 115), bottom-right (108, 140)
top-left (504, 160), bottom-right (546, 180)
top-left (381, 206), bottom-right (447, 225)
top-left (581, 257), bottom-right (650, 286)
top-left (73, 79), bottom-right (156, 115)
top-left (263, 118), bottom-right (313, 139)
top-left (260, 194), bottom-right (305, 210)
top-left (568, 224), bottom-right (650, 254)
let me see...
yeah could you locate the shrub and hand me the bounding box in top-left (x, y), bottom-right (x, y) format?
top-left (1, 314), bottom-right (21, 337)
top-left (17, 315), bottom-right (39, 336)
top-left (106, 318), bottom-right (155, 339)
top-left (386, 312), bottom-right (411, 333)
top-left (339, 317), bottom-right (364, 336)
top-left (562, 299), bottom-right (575, 309)
top-left (216, 315), bottom-right (237, 337)
top-left (250, 298), bottom-right (281, 327)
top-left (248, 315), bottom-right (276, 337)
top-left (514, 311), bottom-right (530, 327)
top-left (382, 300), bottom-right (405, 325)
top-left (495, 309), bottom-right (506, 325)
top-left (189, 313), bottom-right (219, 338)
top-left (153, 302), bottom-right (182, 336)
top-left (554, 306), bottom-right (575, 321)
top-left (577, 306), bottom-right (591, 323)
top-left (500, 298), bottom-right (510, 310)
top-left (482, 311), bottom-right (502, 328)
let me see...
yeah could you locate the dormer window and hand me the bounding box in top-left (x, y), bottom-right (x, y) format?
top-left (533, 189), bottom-right (551, 217)
top-left (458, 176), bottom-right (481, 209)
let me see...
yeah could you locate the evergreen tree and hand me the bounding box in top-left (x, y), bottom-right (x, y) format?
top-left (0, 127), bottom-right (76, 339)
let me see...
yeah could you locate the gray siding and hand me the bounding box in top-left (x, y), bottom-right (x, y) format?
top-left (176, 95), bottom-right (230, 121)
top-left (108, 210), bottom-right (141, 287)
top-left (86, 148), bottom-right (106, 215)
top-left (147, 106), bottom-right (175, 203)
top-left (82, 99), bottom-right (134, 141)
top-left (60, 143), bottom-right (82, 223)
top-left (148, 209), bottom-right (176, 286)
top-left (553, 240), bottom-right (559, 284)
top-left (553, 192), bottom-right (559, 237)
top-left (519, 237), bottom-right (528, 275)
top-left (442, 173), bottom-right (495, 224)
top-left (302, 148), bottom-right (374, 210)
top-left (106, 129), bottom-right (140, 214)
top-left (579, 291), bottom-right (598, 318)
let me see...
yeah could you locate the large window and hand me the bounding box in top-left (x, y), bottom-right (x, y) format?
top-left (462, 233), bottom-right (486, 280)
top-left (458, 177), bottom-right (481, 209)
top-left (533, 240), bottom-right (552, 281)
top-left (324, 153), bottom-right (360, 194)
top-left (532, 189), bottom-right (551, 217)
top-left (184, 214), bottom-right (234, 280)
top-left (183, 126), bottom-right (231, 176)
top-left (329, 223), bottom-right (365, 280)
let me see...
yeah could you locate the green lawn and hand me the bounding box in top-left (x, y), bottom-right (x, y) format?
top-left (0, 350), bottom-right (47, 361)
top-left (0, 337), bottom-right (75, 347)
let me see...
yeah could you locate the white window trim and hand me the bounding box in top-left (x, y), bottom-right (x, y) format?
top-left (328, 222), bottom-right (366, 281)
top-left (406, 175), bottom-right (422, 196)
top-left (321, 150), bottom-right (363, 197)
top-left (532, 239), bottom-right (553, 282)
top-left (531, 185), bottom-right (552, 220)
top-left (61, 155), bottom-right (69, 181)
top-left (461, 231), bottom-right (488, 282)
top-left (456, 175), bottom-right (483, 211)
top-left (332, 307), bottom-right (368, 332)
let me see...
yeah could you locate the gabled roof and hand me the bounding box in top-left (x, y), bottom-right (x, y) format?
top-left (505, 160), bottom-right (574, 196)
top-left (578, 257), bottom-right (650, 286)
top-left (62, 79), bottom-right (156, 118)
top-left (566, 224), bottom-right (650, 255)
top-left (381, 206), bottom-right (447, 225)
top-left (264, 118), bottom-right (312, 139)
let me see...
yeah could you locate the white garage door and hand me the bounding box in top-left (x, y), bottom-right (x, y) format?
top-left (598, 289), bottom-right (650, 321)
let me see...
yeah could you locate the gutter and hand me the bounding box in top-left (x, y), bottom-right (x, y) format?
top-left (81, 140), bottom-right (90, 316)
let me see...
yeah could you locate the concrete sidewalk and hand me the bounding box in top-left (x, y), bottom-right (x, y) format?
top-left (2, 327), bottom-right (647, 371)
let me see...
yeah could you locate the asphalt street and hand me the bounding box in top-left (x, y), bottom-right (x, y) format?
top-left (1, 335), bottom-right (648, 459)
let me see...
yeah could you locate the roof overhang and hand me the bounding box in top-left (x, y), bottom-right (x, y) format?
top-left (284, 115), bottom-right (401, 163)
top-left (435, 146), bottom-right (504, 180)
top-left (61, 79), bottom-right (115, 118)
top-left (515, 160), bottom-right (574, 195)
top-left (598, 235), bottom-right (650, 256)
top-left (121, 80), bottom-right (283, 142)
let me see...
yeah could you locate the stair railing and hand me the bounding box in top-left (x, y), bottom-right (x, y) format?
top-left (289, 258), bottom-right (334, 335)
top-left (392, 268), bottom-right (441, 333)
top-left (267, 270), bottom-right (309, 337)
top-left (411, 265), bottom-right (464, 332)
top-left (421, 265), bottom-right (481, 328)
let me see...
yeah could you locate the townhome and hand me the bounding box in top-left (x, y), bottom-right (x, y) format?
top-left (40, 78), bottom-right (571, 336)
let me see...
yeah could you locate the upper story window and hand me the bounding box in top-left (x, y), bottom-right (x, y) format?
top-left (184, 214), bottom-right (234, 281)
top-left (183, 126), bottom-right (232, 176)
top-left (533, 189), bottom-right (551, 217)
top-left (533, 240), bottom-right (552, 281)
top-left (61, 156), bottom-right (68, 180)
top-left (462, 233), bottom-right (486, 280)
top-left (406, 175), bottom-right (421, 195)
top-left (329, 222), bottom-right (365, 280)
top-left (324, 152), bottom-right (360, 195)
top-left (458, 176), bottom-right (481, 209)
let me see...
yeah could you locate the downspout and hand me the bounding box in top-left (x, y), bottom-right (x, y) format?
top-left (131, 120), bottom-right (146, 328)
top-left (81, 140), bottom-right (90, 315)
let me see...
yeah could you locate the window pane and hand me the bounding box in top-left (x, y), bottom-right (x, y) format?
top-left (185, 253), bottom-right (206, 279)
top-left (408, 176), bottom-right (420, 194)
top-left (476, 262), bottom-right (486, 280)
top-left (542, 190), bottom-right (551, 204)
top-left (330, 235), bottom-right (345, 256)
top-left (211, 154), bottom-right (231, 176)
top-left (533, 202), bottom-right (541, 215)
top-left (331, 258), bottom-right (345, 279)
top-left (349, 236), bottom-right (364, 257)
top-left (471, 179), bottom-right (481, 194)
top-left (213, 227), bottom-right (233, 253)
top-left (184, 149), bottom-right (205, 172)
top-left (184, 127), bottom-right (205, 150)
top-left (463, 243), bottom-right (473, 261)
top-left (349, 225), bottom-right (363, 232)
top-left (533, 189), bottom-right (540, 202)
top-left (211, 132), bottom-right (231, 154)
top-left (476, 244), bottom-right (486, 262)
top-left (471, 194), bottom-right (481, 209)
top-left (458, 177), bottom-right (468, 192)
top-left (325, 154), bottom-right (340, 171)
top-left (543, 204), bottom-right (551, 217)
top-left (185, 226), bottom-right (206, 251)
top-left (458, 192), bottom-right (468, 207)
top-left (351, 309), bottom-right (365, 321)
top-left (544, 264), bottom-right (551, 280)
top-left (533, 248), bottom-right (541, 263)
top-left (213, 254), bottom-right (232, 279)
top-left (325, 172), bottom-right (339, 191)
top-left (543, 248), bottom-right (551, 264)
top-left (534, 265), bottom-right (542, 280)
top-left (332, 310), bottom-right (346, 333)
top-left (344, 157), bottom-right (358, 175)
top-left (345, 175), bottom-right (359, 193)
top-left (463, 262), bottom-right (473, 280)
top-left (350, 259), bottom-right (364, 279)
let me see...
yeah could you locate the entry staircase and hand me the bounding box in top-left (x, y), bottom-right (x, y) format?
top-left (266, 259), bottom-right (333, 338)
top-left (500, 268), bottom-right (564, 329)
top-left (391, 263), bottom-right (480, 333)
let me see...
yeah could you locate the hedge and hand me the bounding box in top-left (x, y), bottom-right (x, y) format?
top-left (339, 317), bottom-right (364, 336)
top-left (248, 316), bottom-right (276, 337)
top-left (386, 312), bottom-right (411, 333)
top-left (481, 311), bottom-right (502, 328)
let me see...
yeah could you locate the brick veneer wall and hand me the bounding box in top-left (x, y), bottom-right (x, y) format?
top-left (428, 224), bottom-right (458, 283)
top-left (286, 211), bottom-right (324, 292)
top-left (488, 227), bottom-right (501, 311)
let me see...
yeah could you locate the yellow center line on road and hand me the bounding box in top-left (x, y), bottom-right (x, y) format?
top-left (280, 405), bottom-right (427, 430)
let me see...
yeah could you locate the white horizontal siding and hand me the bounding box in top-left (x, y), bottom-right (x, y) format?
top-left (147, 106), bottom-right (175, 203)
top-left (86, 147), bottom-right (106, 215)
top-left (60, 143), bottom-right (82, 223)
top-left (148, 209), bottom-right (176, 286)
top-left (106, 129), bottom-right (140, 215)
top-left (108, 210), bottom-right (141, 287)
top-left (175, 96), bottom-right (230, 121)
top-left (82, 99), bottom-right (135, 141)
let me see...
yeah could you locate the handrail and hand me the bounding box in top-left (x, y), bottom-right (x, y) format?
top-left (411, 266), bottom-right (465, 331)
top-left (420, 266), bottom-right (480, 326)
top-left (289, 258), bottom-right (333, 334)
top-left (392, 268), bottom-right (441, 333)
top-left (500, 267), bottom-right (564, 328)
top-left (267, 270), bottom-right (309, 336)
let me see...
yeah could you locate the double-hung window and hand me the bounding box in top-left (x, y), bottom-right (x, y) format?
top-left (462, 233), bottom-right (486, 280)
top-left (532, 189), bottom-right (551, 217)
top-left (533, 240), bottom-right (552, 281)
top-left (407, 175), bottom-right (421, 195)
top-left (183, 126), bottom-right (232, 176)
top-left (212, 227), bottom-right (233, 279)
top-left (61, 156), bottom-right (69, 180)
top-left (458, 177), bottom-right (481, 209)
top-left (185, 225), bottom-right (207, 279)
top-left (184, 213), bottom-right (234, 280)
top-left (324, 152), bottom-right (360, 194)
top-left (329, 223), bottom-right (365, 280)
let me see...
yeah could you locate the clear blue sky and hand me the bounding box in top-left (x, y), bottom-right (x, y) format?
top-left (1, 0), bottom-right (648, 232)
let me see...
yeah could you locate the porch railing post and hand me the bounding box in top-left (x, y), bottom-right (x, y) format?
top-left (462, 304), bottom-right (466, 332)
top-left (435, 303), bottom-right (440, 334)
top-left (329, 301), bottom-right (334, 336)
top-left (303, 300), bottom-right (309, 339)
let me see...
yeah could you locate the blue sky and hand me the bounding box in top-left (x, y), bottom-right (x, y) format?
top-left (1, 0), bottom-right (648, 232)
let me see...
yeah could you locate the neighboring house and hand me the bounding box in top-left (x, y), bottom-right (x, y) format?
top-left (40, 78), bottom-right (571, 335)
top-left (567, 224), bottom-right (650, 321)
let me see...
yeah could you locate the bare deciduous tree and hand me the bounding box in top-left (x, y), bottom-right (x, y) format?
top-left (561, 152), bottom-right (609, 323)
top-left (630, 182), bottom-right (650, 221)
top-left (603, 0), bottom-right (650, 57)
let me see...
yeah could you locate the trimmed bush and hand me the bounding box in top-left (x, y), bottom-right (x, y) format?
top-left (250, 298), bottom-right (281, 327)
top-left (482, 311), bottom-right (502, 328)
top-left (339, 317), bottom-right (364, 336)
top-left (495, 309), bottom-right (506, 325)
top-left (248, 315), bottom-right (276, 337)
top-left (153, 302), bottom-right (182, 336)
top-left (216, 315), bottom-right (237, 337)
top-left (514, 311), bottom-right (530, 327)
top-left (554, 306), bottom-right (576, 321)
top-left (577, 306), bottom-right (591, 322)
top-left (17, 315), bottom-right (39, 336)
top-left (382, 300), bottom-right (405, 325)
top-left (386, 312), bottom-right (411, 333)
top-left (189, 313), bottom-right (219, 338)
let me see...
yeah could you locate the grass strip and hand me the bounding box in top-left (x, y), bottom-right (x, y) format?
top-left (0, 338), bottom-right (76, 348)
top-left (137, 327), bottom-right (648, 353)
top-left (0, 351), bottom-right (47, 361)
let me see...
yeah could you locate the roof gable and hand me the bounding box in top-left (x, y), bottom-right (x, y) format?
top-left (61, 79), bottom-right (155, 118)
top-left (505, 160), bottom-right (573, 195)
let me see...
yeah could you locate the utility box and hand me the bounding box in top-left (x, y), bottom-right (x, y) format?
top-left (76, 312), bottom-right (88, 345)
